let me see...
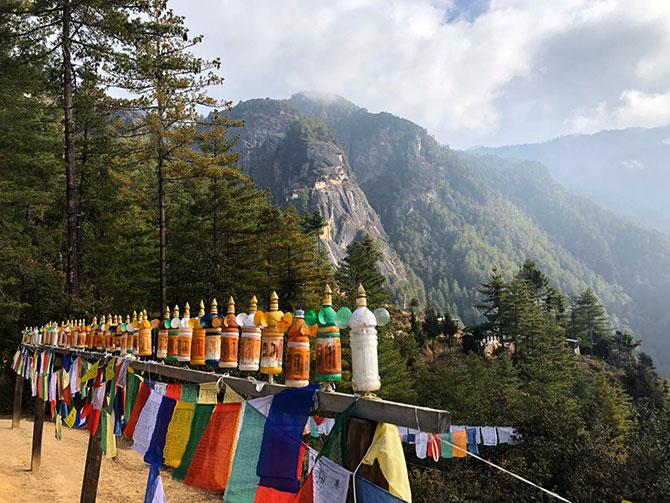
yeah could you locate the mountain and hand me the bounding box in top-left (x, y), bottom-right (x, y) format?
top-left (473, 126), bottom-right (670, 234)
top-left (223, 93), bottom-right (670, 372)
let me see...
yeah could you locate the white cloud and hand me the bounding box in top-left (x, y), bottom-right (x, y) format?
top-left (565, 89), bottom-right (670, 134)
top-left (171, 0), bottom-right (670, 147)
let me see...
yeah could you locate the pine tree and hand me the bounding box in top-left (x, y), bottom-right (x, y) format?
top-left (475, 267), bottom-right (506, 339)
top-left (335, 234), bottom-right (389, 307)
top-left (568, 288), bottom-right (612, 357)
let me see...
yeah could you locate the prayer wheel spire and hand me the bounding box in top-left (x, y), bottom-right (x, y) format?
top-left (184, 302), bottom-right (190, 317)
top-left (269, 291), bottom-right (279, 311)
top-left (173, 304), bottom-right (180, 319)
top-left (322, 284), bottom-right (333, 306)
top-left (249, 295), bottom-right (258, 313)
top-left (210, 298), bottom-right (218, 315)
top-left (132, 310), bottom-right (137, 322)
top-left (356, 284), bottom-right (367, 307)
top-left (198, 300), bottom-right (205, 317)
top-left (227, 296), bottom-right (235, 315)
top-left (163, 305), bottom-right (170, 320)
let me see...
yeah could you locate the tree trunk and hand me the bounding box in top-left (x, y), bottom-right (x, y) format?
top-left (62, 0), bottom-right (79, 295)
top-left (158, 155), bottom-right (167, 313)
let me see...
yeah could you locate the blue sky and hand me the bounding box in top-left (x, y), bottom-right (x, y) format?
top-left (171, 0), bottom-right (670, 148)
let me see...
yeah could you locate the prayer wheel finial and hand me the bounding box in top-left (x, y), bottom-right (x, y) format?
top-left (198, 300), bottom-right (205, 317)
top-left (132, 310), bottom-right (137, 322)
top-left (126, 314), bottom-right (130, 324)
top-left (227, 296), bottom-right (235, 315)
top-left (92, 315), bottom-right (98, 325)
top-left (269, 291), bottom-right (279, 311)
top-left (163, 305), bottom-right (170, 320)
top-left (107, 313), bottom-right (112, 325)
top-left (210, 298), bottom-right (218, 315)
top-left (356, 284), bottom-right (367, 307)
top-left (142, 308), bottom-right (148, 318)
top-left (249, 295), bottom-right (258, 313)
top-left (184, 302), bottom-right (190, 317)
top-left (173, 304), bottom-right (180, 318)
top-left (322, 284), bottom-right (333, 306)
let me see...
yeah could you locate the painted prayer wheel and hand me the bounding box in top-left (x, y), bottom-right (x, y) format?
top-left (138, 311), bottom-right (153, 357)
top-left (105, 314), bottom-right (114, 351)
top-left (312, 285), bottom-right (342, 383)
top-left (77, 320), bottom-right (87, 348)
top-left (166, 305), bottom-right (180, 362)
top-left (119, 315), bottom-right (130, 354)
top-left (205, 299), bottom-right (222, 366)
top-left (191, 300), bottom-right (206, 365)
top-left (50, 323), bottom-right (58, 346)
top-left (156, 306), bottom-right (170, 359)
top-left (258, 291), bottom-right (291, 376)
top-left (67, 321), bottom-right (75, 348)
top-left (348, 284), bottom-right (385, 394)
top-left (129, 311), bottom-right (138, 355)
top-left (178, 302), bottom-right (193, 363)
top-left (110, 315), bottom-right (120, 352)
top-left (239, 296), bottom-right (261, 371)
top-left (220, 297), bottom-right (239, 369)
top-left (93, 316), bottom-right (103, 350)
top-left (286, 310), bottom-right (312, 388)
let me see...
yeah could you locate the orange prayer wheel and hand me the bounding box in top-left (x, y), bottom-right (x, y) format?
top-left (178, 303), bottom-right (193, 363)
top-left (286, 310), bottom-right (312, 388)
top-left (129, 311), bottom-right (139, 355)
top-left (156, 306), bottom-right (170, 360)
top-left (191, 300), bottom-right (206, 365)
top-left (94, 315), bottom-right (104, 350)
top-left (258, 291), bottom-right (292, 377)
top-left (105, 314), bottom-right (114, 351)
top-left (67, 321), bottom-right (75, 348)
top-left (77, 320), bottom-right (86, 348)
top-left (220, 297), bottom-right (239, 369)
top-left (205, 299), bottom-right (222, 366)
top-left (239, 296), bottom-right (261, 371)
top-left (138, 311), bottom-right (153, 356)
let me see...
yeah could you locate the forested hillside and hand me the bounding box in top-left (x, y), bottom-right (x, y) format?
top-left (475, 126), bottom-right (670, 233)
top-left (224, 93), bottom-right (670, 372)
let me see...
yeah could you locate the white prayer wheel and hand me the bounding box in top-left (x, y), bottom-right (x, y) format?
top-left (348, 284), bottom-right (387, 394)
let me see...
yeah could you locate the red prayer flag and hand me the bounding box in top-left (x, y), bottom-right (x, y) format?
top-left (166, 383), bottom-right (182, 400)
top-left (123, 382), bottom-right (151, 440)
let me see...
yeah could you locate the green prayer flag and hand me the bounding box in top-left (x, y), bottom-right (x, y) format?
top-left (181, 383), bottom-right (199, 403)
top-left (124, 372), bottom-right (140, 421)
top-left (172, 403), bottom-right (215, 481)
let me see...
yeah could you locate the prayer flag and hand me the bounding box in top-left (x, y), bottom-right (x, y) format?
top-left (355, 476), bottom-right (408, 503)
top-left (254, 444), bottom-right (306, 503)
top-left (466, 427), bottom-right (479, 455)
top-left (257, 384), bottom-right (318, 493)
top-left (145, 395), bottom-right (177, 466)
top-left (145, 464), bottom-right (167, 503)
top-left (133, 389), bottom-right (163, 457)
top-left (197, 381), bottom-right (219, 404)
top-left (310, 449), bottom-right (351, 503)
top-left (452, 430), bottom-right (467, 458)
top-left (362, 423), bottom-right (412, 502)
top-left (164, 401), bottom-right (196, 468)
top-left (172, 403), bottom-right (215, 481)
top-left (124, 381), bottom-right (150, 440)
top-left (165, 384), bottom-right (181, 400)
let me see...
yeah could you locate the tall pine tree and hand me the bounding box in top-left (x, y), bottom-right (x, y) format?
top-left (335, 234), bottom-right (388, 307)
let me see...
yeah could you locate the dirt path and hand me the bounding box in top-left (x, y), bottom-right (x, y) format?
top-left (0, 416), bottom-right (220, 503)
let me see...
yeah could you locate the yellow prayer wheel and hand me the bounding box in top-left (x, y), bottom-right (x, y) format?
top-left (220, 297), bottom-right (239, 369)
top-left (178, 302), bottom-right (193, 363)
top-left (166, 305), bottom-right (180, 362)
top-left (138, 311), bottom-right (153, 356)
top-left (239, 296), bottom-right (261, 371)
top-left (286, 310), bottom-right (312, 387)
top-left (205, 299), bottom-right (221, 366)
top-left (156, 306), bottom-right (170, 359)
top-left (258, 291), bottom-right (292, 376)
top-left (191, 300), bottom-right (206, 365)
top-left (94, 316), bottom-right (104, 350)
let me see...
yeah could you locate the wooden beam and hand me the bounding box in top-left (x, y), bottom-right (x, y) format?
top-left (80, 426), bottom-right (103, 503)
top-left (12, 374), bottom-right (23, 428)
top-left (25, 344), bottom-right (450, 433)
top-left (30, 396), bottom-right (45, 473)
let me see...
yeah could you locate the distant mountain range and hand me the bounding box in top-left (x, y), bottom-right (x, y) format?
top-left (474, 126), bottom-right (670, 234)
top-left (220, 93), bottom-right (670, 373)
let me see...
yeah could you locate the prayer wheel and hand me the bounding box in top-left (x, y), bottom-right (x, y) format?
top-left (130, 310), bottom-right (139, 355)
top-left (94, 316), bottom-right (104, 350)
top-left (67, 320), bottom-right (76, 348)
top-left (310, 285), bottom-right (343, 383)
top-left (257, 291), bottom-right (292, 377)
top-left (77, 319), bottom-right (87, 348)
top-left (285, 310), bottom-right (313, 388)
top-left (86, 319), bottom-right (94, 349)
top-left (219, 297), bottom-right (239, 369)
top-left (156, 306), bottom-right (170, 359)
top-left (104, 314), bottom-right (114, 351)
top-left (119, 315), bottom-right (130, 353)
top-left (191, 300), bottom-right (206, 365)
top-left (109, 315), bottom-right (118, 352)
top-left (178, 302), bottom-right (193, 363)
top-left (166, 305), bottom-right (180, 362)
top-left (239, 296), bottom-right (261, 371)
top-left (348, 284), bottom-right (390, 394)
top-left (205, 299), bottom-right (222, 366)
top-left (138, 311), bottom-right (153, 357)
top-left (49, 323), bottom-right (58, 346)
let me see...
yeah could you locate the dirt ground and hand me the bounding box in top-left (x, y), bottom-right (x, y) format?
top-left (0, 416), bottom-right (220, 503)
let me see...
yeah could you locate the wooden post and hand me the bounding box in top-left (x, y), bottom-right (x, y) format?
top-left (30, 396), bottom-right (45, 472)
top-left (80, 425), bottom-right (103, 503)
top-left (12, 374), bottom-right (23, 428)
top-left (345, 416), bottom-right (389, 502)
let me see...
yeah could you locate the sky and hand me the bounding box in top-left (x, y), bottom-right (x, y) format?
top-left (170, 0), bottom-right (670, 148)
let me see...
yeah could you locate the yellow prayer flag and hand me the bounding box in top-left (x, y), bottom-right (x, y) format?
top-left (105, 411), bottom-right (117, 459)
top-left (452, 430), bottom-right (467, 458)
top-left (105, 358), bottom-right (117, 382)
top-left (81, 360), bottom-right (100, 383)
top-left (223, 385), bottom-right (244, 403)
top-left (64, 407), bottom-right (77, 428)
top-left (164, 401), bottom-right (196, 468)
top-left (198, 381), bottom-right (219, 404)
top-left (61, 368), bottom-right (70, 389)
top-left (362, 423), bottom-right (412, 502)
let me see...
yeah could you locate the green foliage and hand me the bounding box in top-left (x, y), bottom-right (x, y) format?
top-left (335, 234), bottom-right (389, 307)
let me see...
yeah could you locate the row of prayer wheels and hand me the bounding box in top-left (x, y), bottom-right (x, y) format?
top-left (23, 285), bottom-right (390, 394)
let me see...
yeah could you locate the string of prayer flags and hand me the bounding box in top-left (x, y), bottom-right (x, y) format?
top-left (257, 384), bottom-right (318, 493)
top-left (355, 475), bottom-right (408, 503)
top-left (124, 382), bottom-right (151, 440)
top-left (172, 403), bottom-right (215, 481)
top-left (144, 395), bottom-right (177, 466)
top-left (224, 403), bottom-right (267, 503)
top-left (184, 402), bottom-right (242, 491)
top-left (145, 465), bottom-right (167, 503)
top-left (361, 423), bottom-right (412, 503)
top-left (164, 401), bottom-right (196, 468)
